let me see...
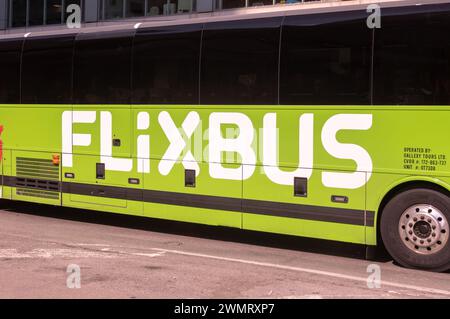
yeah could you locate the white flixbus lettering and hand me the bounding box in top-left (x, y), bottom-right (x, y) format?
top-left (100, 111), bottom-right (133, 172)
top-left (62, 110), bottom-right (96, 168)
top-left (321, 114), bottom-right (373, 189)
top-left (62, 110), bottom-right (373, 189)
top-left (158, 111), bottom-right (200, 176)
top-left (263, 113), bottom-right (314, 185)
top-left (62, 110), bottom-right (134, 172)
top-left (137, 111), bottom-right (150, 173)
top-left (209, 112), bottom-right (256, 180)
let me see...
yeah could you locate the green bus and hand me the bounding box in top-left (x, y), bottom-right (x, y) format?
top-left (0, 0), bottom-right (449, 271)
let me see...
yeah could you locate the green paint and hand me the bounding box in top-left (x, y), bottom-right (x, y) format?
top-left (1, 104), bottom-right (450, 247)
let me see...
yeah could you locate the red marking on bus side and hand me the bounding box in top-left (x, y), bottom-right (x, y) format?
top-left (0, 125), bottom-right (3, 162)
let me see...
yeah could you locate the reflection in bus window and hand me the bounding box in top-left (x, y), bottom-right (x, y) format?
top-left (0, 39), bottom-right (21, 103)
top-left (249, 0), bottom-right (273, 6)
top-left (373, 11), bottom-right (450, 105)
top-left (22, 35), bottom-right (74, 104)
top-left (73, 30), bottom-right (134, 104)
top-left (280, 11), bottom-right (372, 105)
top-left (126, 0), bottom-right (146, 17)
top-left (132, 24), bottom-right (201, 104)
top-left (220, 0), bottom-right (246, 10)
top-left (201, 18), bottom-right (281, 104)
top-left (11, 0), bottom-right (26, 27)
top-left (104, 0), bottom-right (125, 19)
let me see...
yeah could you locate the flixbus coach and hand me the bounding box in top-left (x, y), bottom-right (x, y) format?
top-left (0, 0), bottom-right (449, 271)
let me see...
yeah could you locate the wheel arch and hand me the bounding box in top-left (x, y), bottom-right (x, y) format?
top-left (374, 176), bottom-right (450, 245)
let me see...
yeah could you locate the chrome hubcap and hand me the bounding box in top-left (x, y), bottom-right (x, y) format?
top-left (398, 204), bottom-right (449, 255)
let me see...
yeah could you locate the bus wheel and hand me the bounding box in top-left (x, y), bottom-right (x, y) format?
top-left (380, 188), bottom-right (450, 272)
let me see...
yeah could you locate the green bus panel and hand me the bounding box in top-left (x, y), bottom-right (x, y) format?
top-left (242, 166), bottom-right (366, 244)
top-left (1, 149), bottom-right (11, 200)
top-left (242, 214), bottom-right (366, 244)
top-left (62, 153), bottom-right (143, 215)
top-left (142, 159), bottom-right (242, 228)
top-left (72, 105), bottom-right (132, 157)
top-left (1, 104), bottom-right (450, 248)
top-left (0, 105), bottom-right (63, 153)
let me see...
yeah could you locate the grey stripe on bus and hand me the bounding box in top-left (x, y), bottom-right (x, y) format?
top-left (1, 175), bottom-right (375, 227)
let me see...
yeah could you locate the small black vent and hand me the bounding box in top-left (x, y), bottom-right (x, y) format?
top-left (14, 157), bottom-right (60, 200)
top-left (16, 188), bottom-right (60, 200)
top-left (15, 177), bottom-right (60, 191)
top-left (16, 157), bottom-right (59, 180)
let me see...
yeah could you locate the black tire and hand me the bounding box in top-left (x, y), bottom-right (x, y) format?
top-left (380, 188), bottom-right (450, 272)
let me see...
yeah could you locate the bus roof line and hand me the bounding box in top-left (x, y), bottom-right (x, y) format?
top-left (1, 0), bottom-right (449, 40)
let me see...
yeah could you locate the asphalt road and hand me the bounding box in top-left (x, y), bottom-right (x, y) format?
top-left (0, 200), bottom-right (449, 299)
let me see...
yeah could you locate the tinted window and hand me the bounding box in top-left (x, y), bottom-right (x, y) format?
top-left (105, 0), bottom-right (124, 19)
top-left (146, 0), bottom-right (166, 16)
top-left (249, 0), bottom-right (273, 6)
top-left (29, 0), bottom-right (45, 26)
top-left (201, 18), bottom-right (281, 104)
top-left (22, 34), bottom-right (75, 104)
top-left (280, 11), bottom-right (372, 105)
top-left (11, 0), bottom-right (26, 27)
top-left (127, 0), bottom-right (145, 17)
top-left (132, 24), bottom-right (201, 104)
top-left (222, 0), bottom-right (245, 9)
top-left (47, 0), bottom-right (63, 24)
top-left (0, 39), bottom-right (22, 104)
top-left (73, 30), bottom-right (134, 104)
top-left (373, 6), bottom-right (450, 105)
